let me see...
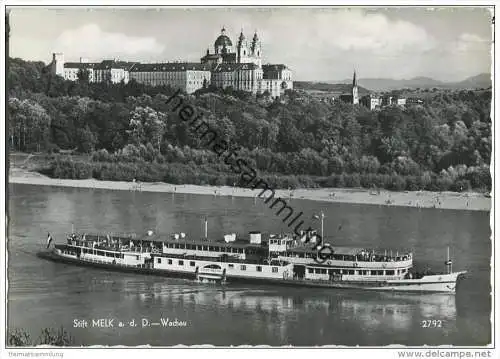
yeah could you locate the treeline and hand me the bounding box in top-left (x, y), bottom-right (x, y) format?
top-left (8, 57), bottom-right (492, 192)
top-left (8, 327), bottom-right (74, 346)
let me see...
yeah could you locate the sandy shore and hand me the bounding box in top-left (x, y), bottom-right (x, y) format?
top-left (8, 168), bottom-right (491, 212)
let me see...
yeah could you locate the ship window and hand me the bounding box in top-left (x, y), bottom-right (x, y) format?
top-left (220, 247), bottom-right (226, 252)
top-left (240, 265), bottom-right (246, 271)
top-left (168, 259), bottom-right (172, 264)
top-left (308, 268), bottom-right (314, 274)
top-left (136, 255), bottom-right (140, 260)
top-left (229, 264), bottom-right (234, 269)
top-left (238, 248), bottom-right (243, 254)
top-left (178, 260), bottom-right (184, 265)
top-left (386, 270), bottom-right (395, 275)
top-left (272, 267), bottom-right (278, 273)
top-left (328, 269), bottom-right (334, 275)
top-left (322, 269), bottom-right (327, 274)
top-left (190, 261), bottom-right (195, 267)
top-left (157, 258), bottom-right (161, 264)
top-left (348, 270), bottom-right (354, 275)
top-left (202, 246), bottom-right (208, 251)
top-left (256, 266), bottom-right (262, 272)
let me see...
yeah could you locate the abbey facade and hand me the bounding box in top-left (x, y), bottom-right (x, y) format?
top-left (50, 27), bottom-right (293, 97)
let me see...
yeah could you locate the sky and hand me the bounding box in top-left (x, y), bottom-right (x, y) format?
top-left (8, 7), bottom-right (493, 82)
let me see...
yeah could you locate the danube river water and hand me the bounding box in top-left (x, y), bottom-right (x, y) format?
top-left (7, 183), bottom-right (491, 346)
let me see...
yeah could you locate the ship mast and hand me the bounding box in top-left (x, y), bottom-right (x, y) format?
top-left (313, 211), bottom-right (325, 243)
top-left (446, 246), bottom-right (453, 274)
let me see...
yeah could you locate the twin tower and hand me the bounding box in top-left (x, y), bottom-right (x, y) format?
top-left (202, 27), bottom-right (262, 68)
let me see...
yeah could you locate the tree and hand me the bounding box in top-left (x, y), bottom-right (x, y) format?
top-left (8, 98), bottom-right (51, 152)
top-left (8, 327), bottom-right (74, 346)
top-left (76, 125), bottom-right (97, 153)
top-left (127, 106), bottom-right (167, 153)
top-left (77, 68), bottom-right (91, 83)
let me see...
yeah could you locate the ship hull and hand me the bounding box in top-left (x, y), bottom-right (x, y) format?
top-left (37, 250), bottom-right (465, 293)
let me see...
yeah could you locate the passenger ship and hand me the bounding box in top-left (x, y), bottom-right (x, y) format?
top-left (38, 225), bottom-right (465, 293)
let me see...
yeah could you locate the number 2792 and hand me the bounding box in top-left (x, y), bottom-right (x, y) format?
top-left (421, 320), bottom-right (443, 328)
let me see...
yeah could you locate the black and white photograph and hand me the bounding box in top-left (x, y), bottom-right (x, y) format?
top-left (1, 2), bottom-right (497, 355)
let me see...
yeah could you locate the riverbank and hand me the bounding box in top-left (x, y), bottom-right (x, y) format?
top-left (8, 167), bottom-right (491, 212)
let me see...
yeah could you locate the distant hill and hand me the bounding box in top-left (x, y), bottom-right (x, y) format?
top-left (334, 73), bottom-right (491, 92)
top-left (452, 73), bottom-right (491, 90)
top-left (294, 81), bottom-right (371, 95)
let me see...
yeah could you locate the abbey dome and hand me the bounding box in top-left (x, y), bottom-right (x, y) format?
top-left (214, 32), bottom-right (232, 48)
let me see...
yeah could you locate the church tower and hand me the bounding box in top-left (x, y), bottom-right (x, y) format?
top-left (51, 52), bottom-right (65, 77)
top-left (352, 70), bottom-right (359, 105)
top-left (237, 30), bottom-right (251, 64)
top-left (251, 31), bottom-right (262, 68)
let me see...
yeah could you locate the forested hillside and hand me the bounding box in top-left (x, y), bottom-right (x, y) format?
top-left (7, 57), bottom-right (492, 192)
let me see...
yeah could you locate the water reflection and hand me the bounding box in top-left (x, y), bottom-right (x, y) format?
top-left (123, 277), bottom-right (458, 335)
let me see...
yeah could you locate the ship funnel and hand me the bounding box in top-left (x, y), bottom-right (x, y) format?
top-left (249, 231), bottom-right (261, 244)
top-left (224, 233), bottom-right (236, 243)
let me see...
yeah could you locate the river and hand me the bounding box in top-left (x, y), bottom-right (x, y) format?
top-left (7, 183), bottom-right (491, 346)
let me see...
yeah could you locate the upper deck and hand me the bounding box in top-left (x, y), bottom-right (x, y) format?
top-left (63, 231), bottom-right (412, 268)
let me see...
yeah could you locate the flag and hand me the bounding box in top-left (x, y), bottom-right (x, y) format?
top-left (46, 233), bottom-right (53, 249)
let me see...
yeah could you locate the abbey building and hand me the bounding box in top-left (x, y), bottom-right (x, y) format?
top-left (50, 27), bottom-right (293, 97)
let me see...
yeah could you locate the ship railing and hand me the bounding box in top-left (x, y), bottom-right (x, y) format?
top-left (83, 257), bottom-right (145, 268)
top-left (278, 256), bottom-right (412, 269)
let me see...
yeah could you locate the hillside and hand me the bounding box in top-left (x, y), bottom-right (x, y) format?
top-left (6, 56), bottom-right (492, 193)
top-left (335, 73), bottom-right (491, 92)
top-left (294, 81), bottom-right (371, 95)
